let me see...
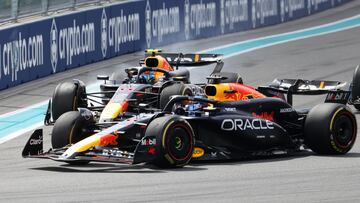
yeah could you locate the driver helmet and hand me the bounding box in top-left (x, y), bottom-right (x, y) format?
top-left (141, 71), bottom-right (155, 84)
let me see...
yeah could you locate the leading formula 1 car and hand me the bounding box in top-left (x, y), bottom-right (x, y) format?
top-left (44, 50), bottom-right (223, 124)
top-left (22, 65), bottom-right (360, 168)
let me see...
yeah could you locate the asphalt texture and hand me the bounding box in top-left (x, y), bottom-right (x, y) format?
top-left (1, 1), bottom-right (360, 202)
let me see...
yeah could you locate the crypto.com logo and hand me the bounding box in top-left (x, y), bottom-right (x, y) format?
top-left (184, 0), bottom-right (190, 39)
top-left (101, 8), bottom-right (108, 58)
top-left (220, 0), bottom-right (225, 34)
top-left (252, 1), bottom-right (257, 28)
top-left (280, 0), bottom-right (286, 22)
top-left (50, 19), bottom-right (58, 73)
top-left (145, 0), bottom-right (152, 48)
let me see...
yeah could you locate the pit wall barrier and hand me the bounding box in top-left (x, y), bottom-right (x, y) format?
top-left (0, 0), bottom-right (353, 90)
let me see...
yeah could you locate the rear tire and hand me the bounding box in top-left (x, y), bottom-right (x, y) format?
top-left (145, 116), bottom-right (194, 168)
top-left (159, 83), bottom-right (193, 110)
top-left (209, 72), bottom-right (243, 84)
top-left (51, 82), bottom-right (86, 120)
top-left (304, 103), bottom-right (357, 155)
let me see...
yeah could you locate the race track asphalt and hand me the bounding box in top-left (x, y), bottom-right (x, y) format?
top-left (1, 1), bottom-right (360, 202)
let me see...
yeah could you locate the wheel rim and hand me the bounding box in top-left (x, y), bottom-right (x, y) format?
top-left (166, 123), bottom-right (193, 161)
top-left (332, 114), bottom-right (355, 148)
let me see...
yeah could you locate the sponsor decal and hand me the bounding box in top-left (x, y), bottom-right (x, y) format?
top-left (224, 107), bottom-right (237, 112)
top-left (330, 133), bottom-right (350, 153)
top-left (50, 20), bottom-right (58, 73)
top-left (280, 108), bottom-right (294, 113)
top-left (221, 118), bottom-right (274, 131)
top-left (102, 148), bottom-right (127, 157)
top-left (50, 18), bottom-right (96, 71)
top-left (145, 0), bottom-right (180, 47)
top-left (189, 0), bottom-right (217, 36)
top-left (29, 135), bottom-right (43, 145)
top-left (99, 134), bottom-right (119, 146)
top-left (211, 152), bottom-right (217, 158)
top-left (145, 0), bottom-right (152, 48)
top-left (141, 138), bottom-right (156, 146)
top-left (101, 9), bottom-right (107, 58)
top-left (281, 0), bottom-right (305, 22)
top-left (184, 0), bottom-right (191, 39)
top-left (307, 0), bottom-right (311, 14)
top-left (192, 147), bottom-right (205, 158)
top-left (308, 0), bottom-right (332, 14)
top-left (0, 32), bottom-right (44, 81)
top-left (252, 0), bottom-right (278, 28)
top-left (221, 0), bottom-right (249, 32)
top-left (326, 92), bottom-right (349, 102)
top-left (220, 0), bottom-right (225, 33)
top-left (148, 147), bottom-right (156, 155)
top-left (252, 111), bottom-right (275, 121)
top-left (106, 9), bottom-right (140, 54)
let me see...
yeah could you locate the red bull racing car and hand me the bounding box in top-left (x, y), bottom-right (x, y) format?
top-left (44, 50), bottom-right (223, 124)
top-left (22, 62), bottom-right (360, 168)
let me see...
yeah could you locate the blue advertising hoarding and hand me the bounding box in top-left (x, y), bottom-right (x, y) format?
top-left (0, 0), bottom-right (353, 90)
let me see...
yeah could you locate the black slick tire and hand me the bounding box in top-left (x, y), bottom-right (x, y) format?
top-left (209, 72), bottom-right (243, 84)
top-left (52, 111), bottom-right (94, 165)
top-left (159, 83), bottom-right (193, 110)
top-left (51, 82), bottom-right (86, 120)
top-left (304, 103), bottom-right (357, 155)
top-left (144, 116), bottom-right (195, 168)
top-left (52, 111), bottom-right (93, 148)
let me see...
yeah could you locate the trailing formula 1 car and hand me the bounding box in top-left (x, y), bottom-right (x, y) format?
top-left (44, 50), bottom-right (223, 124)
top-left (22, 66), bottom-right (360, 168)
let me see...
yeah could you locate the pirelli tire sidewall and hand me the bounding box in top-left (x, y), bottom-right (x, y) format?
top-left (51, 111), bottom-right (93, 149)
top-left (159, 83), bottom-right (193, 110)
top-left (146, 116), bottom-right (195, 168)
top-left (304, 103), bottom-right (357, 155)
top-left (51, 82), bottom-right (86, 121)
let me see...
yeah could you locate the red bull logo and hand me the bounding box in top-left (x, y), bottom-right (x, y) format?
top-left (99, 134), bottom-right (119, 146)
top-left (252, 112), bottom-right (275, 121)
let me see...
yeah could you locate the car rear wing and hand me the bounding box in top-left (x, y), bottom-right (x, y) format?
top-left (267, 78), bottom-right (346, 93)
top-left (257, 79), bottom-right (349, 105)
top-left (144, 51), bottom-right (223, 66)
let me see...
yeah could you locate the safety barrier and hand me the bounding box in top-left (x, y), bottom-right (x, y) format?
top-left (0, 0), bottom-right (353, 90)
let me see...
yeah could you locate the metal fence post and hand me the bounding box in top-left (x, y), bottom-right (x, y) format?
top-left (42, 0), bottom-right (49, 15)
top-left (11, 0), bottom-right (19, 22)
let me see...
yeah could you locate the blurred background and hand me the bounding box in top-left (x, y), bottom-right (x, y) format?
top-left (0, 0), bottom-right (126, 24)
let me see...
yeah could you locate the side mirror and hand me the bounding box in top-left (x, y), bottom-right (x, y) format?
top-left (97, 75), bottom-right (109, 84)
top-left (97, 75), bottom-right (109, 81)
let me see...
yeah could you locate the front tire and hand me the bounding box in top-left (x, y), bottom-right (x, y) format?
top-left (145, 116), bottom-right (195, 168)
top-left (52, 111), bottom-right (94, 149)
top-left (52, 111), bottom-right (94, 165)
top-left (304, 103), bottom-right (357, 155)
